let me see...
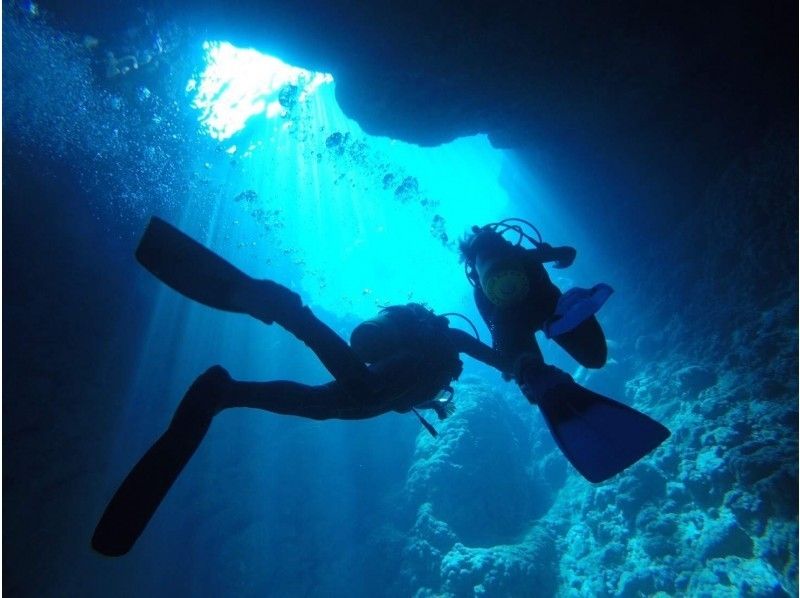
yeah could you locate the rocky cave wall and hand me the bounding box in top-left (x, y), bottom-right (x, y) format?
top-left (359, 95), bottom-right (797, 595)
top-left (49, 0), bottom-right (797, 258)
top-left (385, 130), bottom-right (797, 596)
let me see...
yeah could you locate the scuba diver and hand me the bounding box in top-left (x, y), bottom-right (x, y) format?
top-left (459, 218), bottom-right (612, 368)
top-left (92, 217), bottom-right (512, 557)
top-left (460, 218), bottom-right (669, 484)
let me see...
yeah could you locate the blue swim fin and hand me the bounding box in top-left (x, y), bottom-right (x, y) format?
top-left (92, 424), bottom-right (203, 556)
top-left (136, 216), bottom-right (254, 315)
top-left (136, 216), bottom-right (307, 326)
top-left (543, 283), bottom-right (614, 339)
top-left (92, 367), bottom-right (226, 556)
top-left (537, 380), bottom-right (670, 483)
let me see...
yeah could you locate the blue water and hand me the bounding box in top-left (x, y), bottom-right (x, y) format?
top-left (4, 2), bottom-right (797, 597)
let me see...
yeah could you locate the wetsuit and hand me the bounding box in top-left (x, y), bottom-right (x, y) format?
top-left (92, 292), bottom-right (509, 556)
top-left (211, 300), bottom-right (507, 421)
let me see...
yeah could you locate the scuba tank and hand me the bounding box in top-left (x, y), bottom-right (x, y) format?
top-left (466, 219), bottom-right (541, 307)
top-left (350, 304), bottom-right (470, 438)
top-left (350, 304), bottom-right (463, 375)
top-left (350, 310), bottom-right (403, 364)
top-left (474, 246), bottom-right (530, 307)
top-left (464, 218), bottom-right (576, 307)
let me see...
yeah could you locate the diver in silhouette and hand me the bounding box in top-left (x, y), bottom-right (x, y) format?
top-left (459, 218), bottom-right (611, 370)
top-left (92, 217), bottom-right (512, 557)
top-left (459, 218), bottom-right (669, 484)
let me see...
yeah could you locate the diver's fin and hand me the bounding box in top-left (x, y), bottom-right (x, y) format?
top-left (92, 421), bottom-right (208, 556)
top-left (543, 283), bottom-right (614, 339)
top-left (135, 216), bottom-right (253, 315)
top-left (537, 380), bottom-right (670, 483)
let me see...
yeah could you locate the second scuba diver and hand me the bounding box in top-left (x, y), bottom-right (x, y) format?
top-left (459, 218), bottom-right (669, 483)
top-left (92, 216), bottom-right (513, 557)
top-left (459, 218), bottom-right (612, 370)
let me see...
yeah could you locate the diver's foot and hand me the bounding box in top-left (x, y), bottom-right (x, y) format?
top-left (518, 363), bottom-right (573, 405)
top-left (233, 279), bottom-right (303, 326)
top-left (171, 365), bottom-right (232, 427)
top-left (512, 352), bottom-right (546, 383)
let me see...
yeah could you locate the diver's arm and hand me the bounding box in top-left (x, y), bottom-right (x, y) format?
top-left (528, 243), bottom-right (576, 269)
top-left (447, 328), bottom-right (513, 375)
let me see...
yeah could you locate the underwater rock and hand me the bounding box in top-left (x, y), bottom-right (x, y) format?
top-left (635, 505), bottom-right (679, 558)
top-left (616, 568), bottom-right (663, 597)
top-left (405, 381), bottom-right (548, 547)
top-left (439, 529), bottom-right (557, 598)
top-left (675, 365), bottom-right (717, 394)
top-left (399, 380), bottom-right (565, 596)
top-left (698, 509), bottom-right (754, 560)
top-left (728, 437), bottom-right (797, 497)
top-left (686, 556), bottom-right (791, 598)
top-left (613, 462), bottom-right (668, 520)
top-left (724, 488), bottom-right (764, 530)
top-left (412, 502), bottom-right (458, 551)
top-left (402, 503), bottom-right (457, 591)
top-left (681, 449), bottom-right (732, 508)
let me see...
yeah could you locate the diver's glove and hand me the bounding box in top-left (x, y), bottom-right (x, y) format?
top-left (552, 246), bottom-right (576, 269)
top-left (419, 388), bottom-right (456, 420)
top-left (248, 280), bottom-right (304, 325)
top-left (431, 396), bottom-right (456, 420)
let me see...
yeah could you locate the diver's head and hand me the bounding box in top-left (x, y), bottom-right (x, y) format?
top-left (459, 226), bottom-right (512, 268)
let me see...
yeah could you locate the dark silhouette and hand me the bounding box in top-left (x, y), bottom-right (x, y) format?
top-left (459, 218), bottom-right (609, 369)
top-left (92, 217), bottom-right (511, 557)
top-left (459, 219), bottom-right (669, 484)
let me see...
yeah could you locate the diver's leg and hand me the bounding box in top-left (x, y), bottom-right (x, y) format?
top-left (169, 365), bottom-right (379, 422)
top-left (279, 306), bottom-right (374, 396)
top-left (230, 280), bottom-right (374, 397)
top-left (92, 366), bottom-right (380, 556)
top-left (222, 378), bottom-right (383, 421)
top-left (552, 315), bottom-right (607, 368)
top-left (136, 218), bottom-right (370, 392)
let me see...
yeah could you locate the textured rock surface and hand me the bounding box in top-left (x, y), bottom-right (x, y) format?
top-left (395, 131), bottom-right (797, 597)
top-left (399, 379), bottom-right (561, 596)
top-left (42, 0), bottom-right (796, 258)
